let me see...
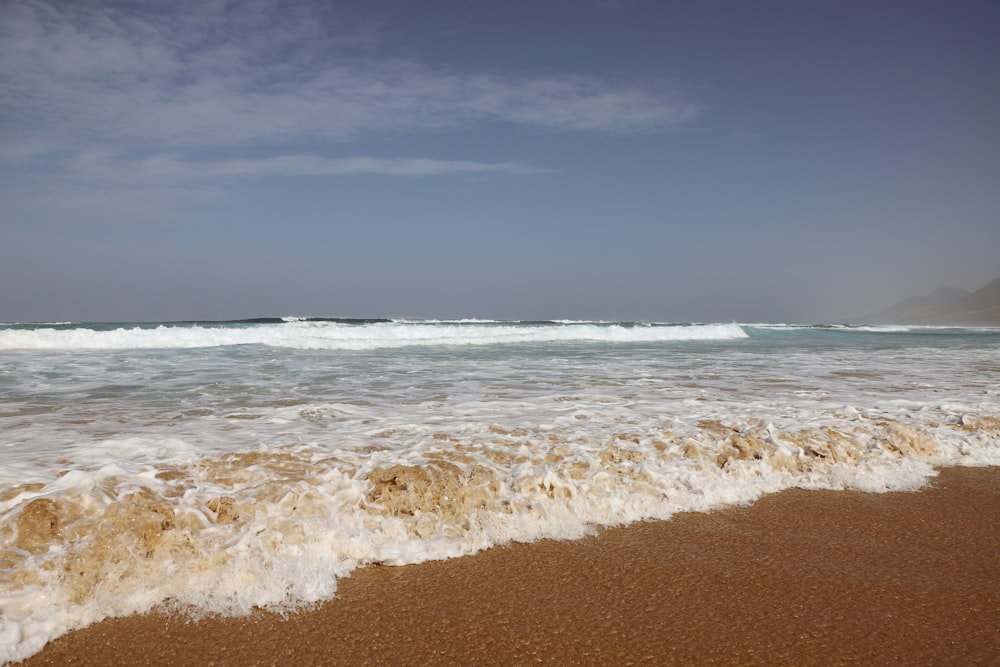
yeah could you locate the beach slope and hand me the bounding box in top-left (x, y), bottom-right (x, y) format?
top-left (20, 466), bottom-right (1000, 666)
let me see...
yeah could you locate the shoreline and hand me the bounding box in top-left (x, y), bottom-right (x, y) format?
top-left (19, 466), bottom-right (1000, 666)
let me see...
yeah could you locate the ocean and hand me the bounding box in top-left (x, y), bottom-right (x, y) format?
top-left (1, 319), bottom-right (998, 663)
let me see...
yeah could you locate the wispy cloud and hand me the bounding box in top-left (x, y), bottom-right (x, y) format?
top-left (65, 152), bottom-right (545, 182)
top-left (0, 1), bottom-right (696, 146)
top-left (150, 155), bottom-right (546, 178)
top-left (0, 0), bottom-right (698, 202)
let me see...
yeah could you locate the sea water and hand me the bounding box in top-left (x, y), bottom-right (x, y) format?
top-left (1, 319), bottom-right (998, 662)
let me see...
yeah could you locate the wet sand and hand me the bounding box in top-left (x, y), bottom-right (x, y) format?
top-left (20, 466), bottom-right (1000, 666)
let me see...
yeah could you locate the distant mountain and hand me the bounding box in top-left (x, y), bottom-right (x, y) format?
top-left (860, 277), bottom-right (1000, 325)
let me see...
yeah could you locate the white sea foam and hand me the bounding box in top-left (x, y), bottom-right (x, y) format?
top-left (0, 321), bottom-right (747, 351)
top-left (748, 323), bottom-right (917, 332)
top-left (0, 322), bottom-right (997, 664)
top-left (1, 404), bottom-right (997, 665)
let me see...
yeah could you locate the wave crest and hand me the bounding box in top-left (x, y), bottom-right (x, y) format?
top-left (0, 322), bottom-right (748, 351)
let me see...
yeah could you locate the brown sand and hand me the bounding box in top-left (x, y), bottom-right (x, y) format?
top-left (20, 466), bottom-right (1000, 666)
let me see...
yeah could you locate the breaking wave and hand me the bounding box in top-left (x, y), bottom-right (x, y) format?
top-left (0, 321), bottom-right (747, 351)
top-left (2, 410), bottom-right (998, 664)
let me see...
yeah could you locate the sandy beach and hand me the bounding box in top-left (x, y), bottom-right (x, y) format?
top-left (16, 465), bottom-right (999, 666)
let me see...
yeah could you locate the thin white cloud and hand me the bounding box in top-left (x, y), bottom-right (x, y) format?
top-left (0, 151), bottom-right (539, 218)
top-left (0, 0), bottom-right (695, 222)
top-left (0, 0), bottom-right (698, 152)
top-left (71, 152), bottom-right (545, 181)
top-left (183, 155), bottom-right (545, 178)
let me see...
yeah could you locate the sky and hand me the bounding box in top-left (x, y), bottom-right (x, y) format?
top-left (1, 0), bottom-right (998, 323)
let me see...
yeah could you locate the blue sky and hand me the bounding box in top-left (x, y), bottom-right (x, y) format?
top-left (1, 0), bottom-right (998, 322)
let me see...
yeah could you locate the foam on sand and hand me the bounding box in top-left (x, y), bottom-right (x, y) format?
top-left (2, 408), bottom-right (998, 663)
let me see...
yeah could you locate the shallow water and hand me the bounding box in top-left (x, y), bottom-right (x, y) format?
top-left (1, 320), bottom-right (998, 663)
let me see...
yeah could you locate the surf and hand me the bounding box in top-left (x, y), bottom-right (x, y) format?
top-left (0, 320), bottom-right (748, 351)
